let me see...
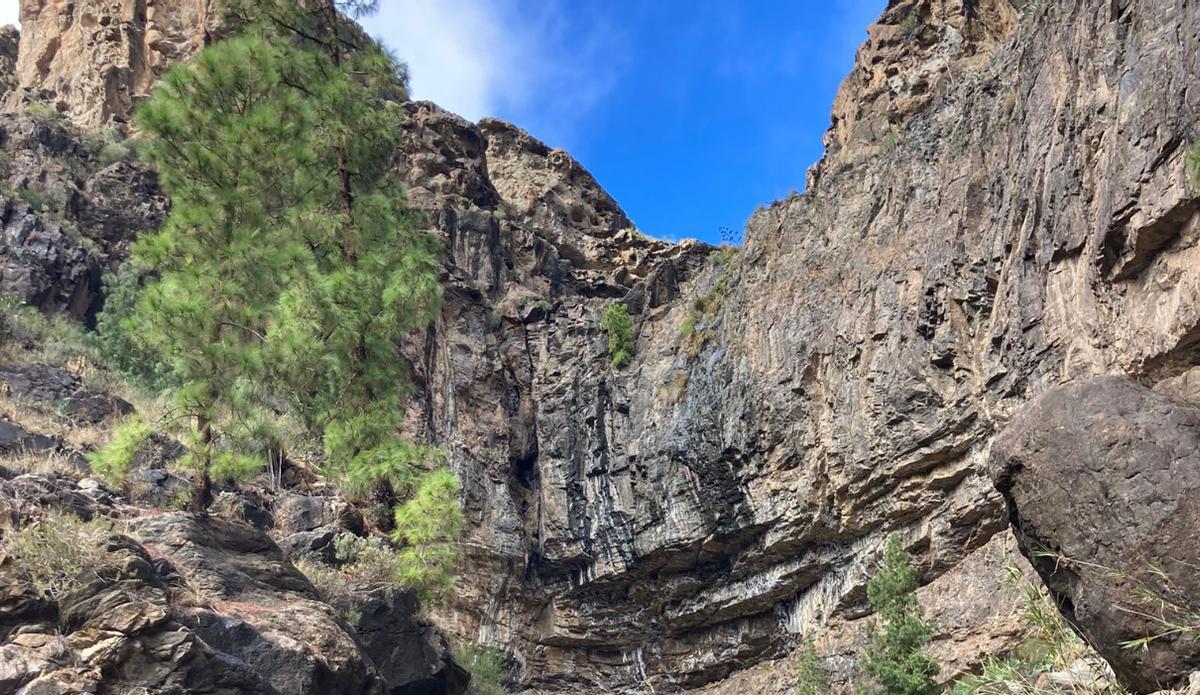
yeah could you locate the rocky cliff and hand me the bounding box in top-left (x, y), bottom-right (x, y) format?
top-left (396, 0), bottom-right (1200, 690)
top-left (1, 0), bottom-right (1199, 693)
top-left (7, 0), bottom-right (218, 127)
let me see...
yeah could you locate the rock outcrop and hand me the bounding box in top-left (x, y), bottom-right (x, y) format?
top-left (0, 112), bottom-right (167, 322)
top-left (0, 473), bottom-right (464, 694)
top-left (389, 0), bottom-right (1200, 690)
top-left (8, 0), bottom-right (218, 127)
top-left (993, 377), bottom-right (1200, 693)
top-left (0, 26), bottom-right (18, 103)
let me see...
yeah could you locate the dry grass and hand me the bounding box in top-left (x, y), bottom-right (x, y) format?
top-left (2, 513), bottom-right (121, 600)
top-left (1, 448), bottom-right (83, 477)
top-left (0, 390), bottom-right (117, 460)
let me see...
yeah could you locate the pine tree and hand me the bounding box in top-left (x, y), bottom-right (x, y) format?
top-left (795, 638), bottom-right (832, 695)
top-left (122, 0), bottom-right (445, 514)
top-left (131, 35), bottom-right (318, 508)
top-left (858, 535), bottom-right (940, 695)
top-left (232, 0), bottom-right (443, 507)
top-left (392, 469), bottom-right (464, 601)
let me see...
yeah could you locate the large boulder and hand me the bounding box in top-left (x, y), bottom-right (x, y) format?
top-left (991, 377), bottom-right (1200, 692)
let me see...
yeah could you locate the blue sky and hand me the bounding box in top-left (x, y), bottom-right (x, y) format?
top-left (366, 1), bottom-right (885, 244)
top-left (0, 0), bottom-right (885, 244)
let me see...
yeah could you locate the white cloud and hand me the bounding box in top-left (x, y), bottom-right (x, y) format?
top-left (0, 0), bottom-right (19, 27)
top-left (361, 0), bottom-right (625, 148)
top-left (363, 0), bottom-right (517, 122)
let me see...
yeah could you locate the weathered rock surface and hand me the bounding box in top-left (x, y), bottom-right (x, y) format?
top-left (2, 0), bottom-right (1199, 692)
top-left (386, 0), bottom-right (1200, 690)
top-left (0, 473), bottom-right (464, 694)
top-left (8, 0), bottom-right (218, 127)
top-left (993, 377), bottom-right (1200, 692)
top-left (0, 362), bottom-right (133, 423)
top-left (0, 112), bottom-right (167, 321)
top-left (0, 26), bottom-right (18, 103)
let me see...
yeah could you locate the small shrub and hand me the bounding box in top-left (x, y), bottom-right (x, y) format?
top-left (950, 573), bottom-right (1127, 695)
top-left (0, 294), bottom-right (19, 343)
top-left (679, 267), bottom-right (735, 360)
top-left (1186, 140), bottom-right (1200, 190)
top-left (4, 513), bottom-right (119, 600)
top-left (295, 556), bottom-right (345, 596)
top-left (857, 534), bottom-right (939, 695)
top-left (457, 643), bottom-right (507, 695)
top-left (392, 469), bottom-right (464, 601)
top-left (952, 656), bottom-right (1036, 695)
top-left (22, 101), bottom-right (62, 119)
top-left (600, 303), bottom-right (634, 368)
top-left (87, 416), bottom-right (153, 487)
top-left (93, 268), bottom-right (176, 393)
top-left (98, 140), bottom-right (137, 167)
top-left (795, 638), bottom-right (831, 695)
top-left (18, 184), bottom-right (69, 214)
top-left (707, 244), bottom-right (738, 267)
top-left (0, 299), bottom-right (106, 376)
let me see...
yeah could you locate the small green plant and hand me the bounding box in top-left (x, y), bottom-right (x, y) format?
top-left (22, 101), bottom-right (62, 120)
top-left (600, 302), bottom-right (634, 368)
top-left (4, 514), bottom-right (119, 600)
top-left (707, 244), bottom-right (738, 267)
top-left (18, 184), bottom-right (69, 214)
top-left (1186, 140), bottom-right (1200, 190)
top-left (457, 643), bottom-right (508, 695)
top-left (795, 638), bottom-right (831, 695)
top-left (98, 140), bottom-right (138, 167)
top-left (951, 570), bottom-right (1127, 695)
top-left (392, 469), bottom-right (464, 601)
top-left (857, 534), bottom-right (940, 695)
top-left (952, 656), bottom-right (1037, 695)
top-left (679, 272), bottom-right (733, 359)
top-left (87, 416), bottom-right (154, 487)
top-left (93, 267), bottom-right (176, 393)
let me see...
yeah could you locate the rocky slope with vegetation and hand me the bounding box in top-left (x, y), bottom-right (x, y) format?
top-left (1, 0), bottom-right (1199, 694)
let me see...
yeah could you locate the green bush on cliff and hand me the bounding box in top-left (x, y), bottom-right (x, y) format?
top-left (795, 638), bottom-right (832, 695)
top-left (857, 534), bottom-right (940, 695)
top-left (86, 416), bottom-right (153, 488)
top-left (1187, 140), bottom-right (1200, 190)
top-left (297, 471), bottom-right (463, 602)
top-left (601, 302), bottom-right (635, 368)
top-left (457, 643), bottom-right (507, 695)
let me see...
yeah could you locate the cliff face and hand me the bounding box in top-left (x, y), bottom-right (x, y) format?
top-left (7, 0), bottom-right (218, 127)
top-left (2, 0), bottom-right (1199, 693)
top-left (0, 26), bottom-right (18, 103)
top-left (393, 0), bottom-right (1200, 690)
